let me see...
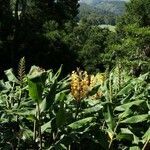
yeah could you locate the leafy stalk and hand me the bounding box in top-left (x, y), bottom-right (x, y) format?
top-left (37, 103), bottom-right (42, 150)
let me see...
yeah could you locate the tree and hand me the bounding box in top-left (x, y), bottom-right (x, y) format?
top-left (105, 0), bottom-right (150, 74)
top-left (0, 0), bottom-right (80, 77)
top-left (0, 0), bottom-right (14, 76)
top-left (121, 0), bottom-right (150, 27)
top-left (0, 0), bottom-right (13, 41)
top-left (65, 22), bottom-right (111, 73)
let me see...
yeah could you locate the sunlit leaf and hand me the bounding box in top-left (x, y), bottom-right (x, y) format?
top-left (121, 114), bottom-right (149, 124)
top-left (4, 69), bottom-right (19, 83)
top-left (68, 117), bottom-right (94, 130)
top-left (41, 121), bottom-right (51, 133)
top-left (115, 100), bottom-right (145, 111)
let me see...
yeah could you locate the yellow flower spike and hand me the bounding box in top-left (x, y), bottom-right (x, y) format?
top-left (71, 70), bottom-right (106, 101)
top-left (71, 69), bottom-right (90, 101)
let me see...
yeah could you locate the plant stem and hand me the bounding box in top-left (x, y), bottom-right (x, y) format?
top-left (68, 145), bottom-right (71, 150)
top-left (75, 101), bottom-right (80, 120)
top-left (142, 139), bottom-right (149, 150)
top-left (34, 112), bottom-right (37, 142)
top-left (37, 103), bottom-right (42, 150)
top-left (109, 75), bottom-right (113, 103)
top-left (118, 62), bottom-right (122, 90)
top-left (109, 121), bottom-right (120, 149)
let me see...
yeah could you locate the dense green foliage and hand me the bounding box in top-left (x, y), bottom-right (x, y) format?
top-left (0, 0), bottom-right (79, 76)
top-left (122, 0), bottom-right (150, 26)
top-left (105, 0), bottom-right (150, 74)
top-left (0, 0), bottom-right (149, 77)
top-left (0, 66), bottom-right (149, 149)
top-left (0, 0), bottom-right (150, 149)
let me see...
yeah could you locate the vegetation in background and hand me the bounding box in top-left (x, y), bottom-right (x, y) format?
top-left (0, 0), bottom-right (150, 149)
top-left (78, 0), bottom-right (126, 25)
top-left (104, 0), bottom-right (150, 74)
top-left (0, 0), bottom-right (79, 76)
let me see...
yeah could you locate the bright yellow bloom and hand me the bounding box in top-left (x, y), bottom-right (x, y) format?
top-left (71, 70), bottom-right (89, 101)
top-left (71, 70), bottom-right (106, 101)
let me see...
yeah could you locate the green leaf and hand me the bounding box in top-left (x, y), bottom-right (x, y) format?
top-left (45, 81), bottom-right (57, 109)
top-left (81, 104), bottom-right (103, 115)
top-left (40, 98), bottom-right (47, 112)
top-left (116, 132), bottom-right (133, 141)
top-left (55, 92), bottom-right (67, 102)
top-left (121, 114), bottom-right (149, 124)
top-left (49, 143), bottom-right (67, 150)
top-left (94, 129), bottom-right (109, 149)
top-left (103, 103), bottom-right (116, 131)
top-left (129, 146), bottom-right (140, 150)
top-left (115, 100), bottom-right (145, 111)
top-left (68, 117), bottom-right (94, 130)
top-left (0, 80), bottom-right (6, 90)
top-left (28, 66), bottom-right (46, 80)
top-left (4, 69), bottom-right (19, 83)
top-left (116, 128), bottom-right (139, 144)
top-left (118, 108), bottom-right (133, 119)
top-left (56, 101), bottom-right (66, 128)
top-left (28, 79), bottom-right (43, 103)
top-left (142, 127), bottom-right (150, 143)
top-left (22, 128), bottom-right (34, 140)
top-left (88, 85), bottom-right (101, 96)
top-left (40, 92), bottom-right (66, 112)
top-left (53, 65), bottom-right (63, 80)
top-left (41, 121), bottom-right (51, 133)
top-left (117, 82), bottom-right (133, 96)
top-left (27, 66), bottom-right (47, 103)
top-left (57, 144), bottom-right (67, 150)
top-left (138, 73), bottom-right (149, 81)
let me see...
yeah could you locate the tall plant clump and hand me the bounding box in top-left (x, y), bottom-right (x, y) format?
top-left (0, 65), bottom-right (149, 149)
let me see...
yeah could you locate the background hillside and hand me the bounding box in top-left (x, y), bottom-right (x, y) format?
top-left (78, 0), bottom-right (128, 25)
top-left (80, 0), bottom-right (129, 5)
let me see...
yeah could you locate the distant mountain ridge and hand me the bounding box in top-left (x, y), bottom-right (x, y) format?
top-left (79, 0), bottom-right (127, 16)
top-left (80, 0), bottom-right (128, 5)
top-left (78, 0), bottom-right (127, 25)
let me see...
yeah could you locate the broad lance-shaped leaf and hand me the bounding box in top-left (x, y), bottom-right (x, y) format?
top-left (40, 93), bottom-right (66, 112)
top-left (142, 127), bottom-right (150, 143)
top-left (116, 128), bottom-right (139, 144)
top-left (121, 114), bottom-right (149, 124)
top-left (115, 100), bottom-right (145, 111)
top-left (40, 67), bottom-right (68, 111)
top-left (27, 66), bottom-right (47, 103)
top-left (56, 101), bottom-right (66, 128)
top-left (4, 68), bottom-right (19, 83)
top-left (0, 80), bottom-right (11, 91)
top-left (28, 79), bottom-right (43, 103)
top-left (53, 65), bottom-right (63, 80)
top-left (47, 65), bottom-right (63, 83)
top-left (103, 103), bottom-right (116, 131)
top-left (117, 81), bottom-right (133, 96)
top-left (81, 104), bottom-right (103, 115)
top-left (118, 108), bottom-right (133, 119)
top-left (138, 72), bottom-right (149, 81)
top-left (41, 121), bottom-right (51, 133)
top-left (129, 146), bottom-right (141, 150)
top-left (44, 81), bottom-right (58, 110)
top-left (68, 117), bottom-right (94, 130)
top-left (88, 85), bottom-right (101, 96)
top-left (28, 65), bottom-right (46, 80)
top-left (22, 128), bottom-right (33, 140)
